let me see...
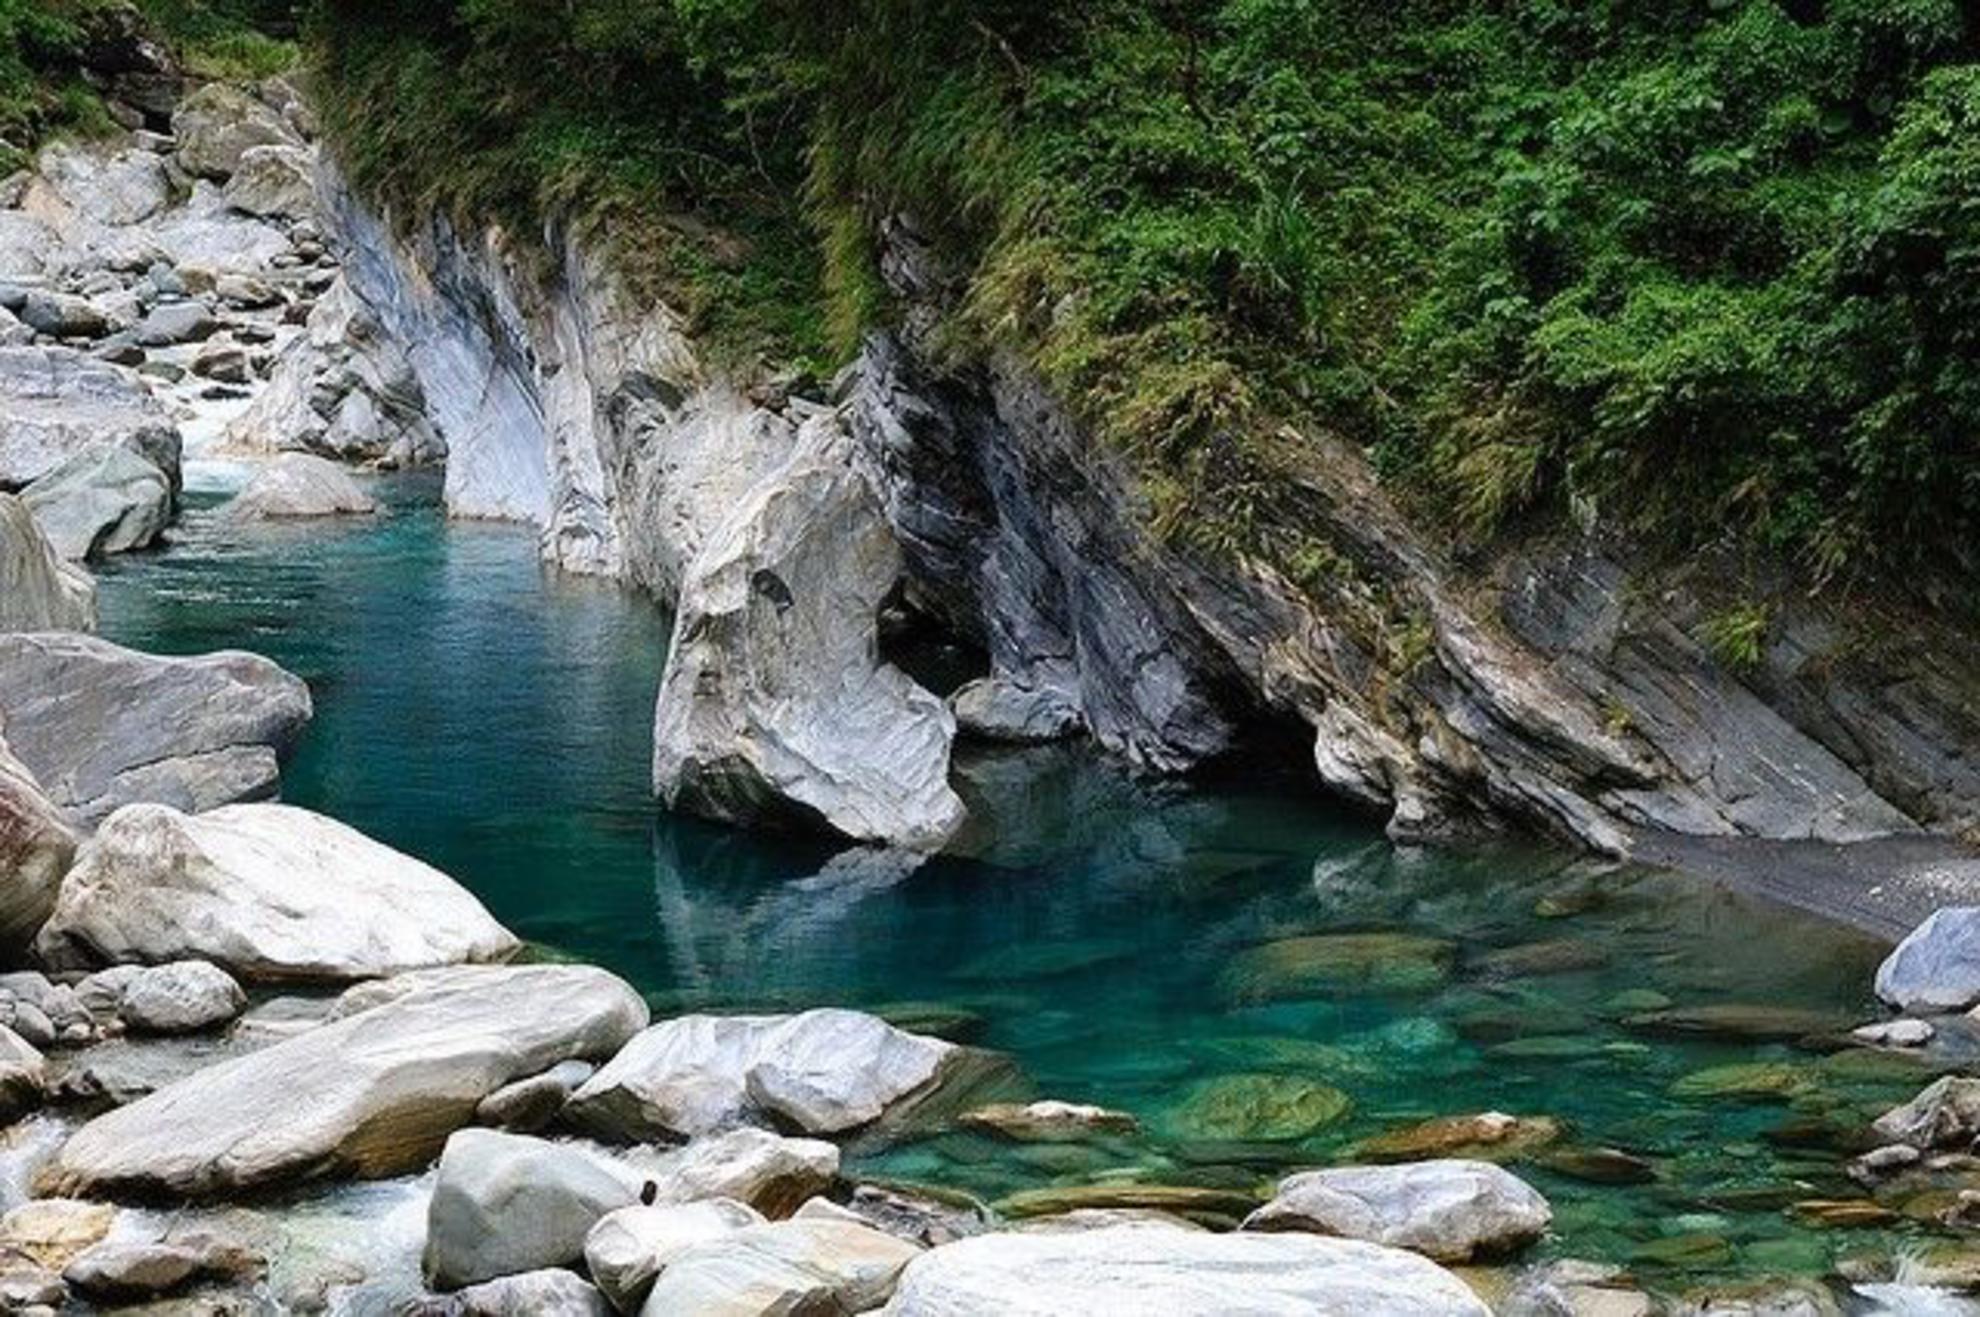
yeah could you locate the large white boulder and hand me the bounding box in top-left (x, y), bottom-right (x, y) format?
top-left (1243, 1160), bottom-right (1552, 1263)
top-left (37, 801), bottom-right (519, 981)
top-left (651, 410), bottom-right (964, 849)
top-left (0, 632), bottom-right (309, 822)
top-left (35, 142), bottom-right (171, 228)
top-left (225, 453), bottom-right (376, 520)
top-left (880, 1223), bottom-right (1489, 1315)
top-left (584, 1199), bottom-right (764, 1313)
top-left (42, 964), bottom-right (648, 1198)
top-left (1876, 907), bottom-right (1980, 1012)
top-left (0, 494), bottom-right (94, 631)
top-left (0, 346), bottom-right (180, 491)
top-left (640, 1217), bottom-right (919, 1317)
top-left (565, 1009), bottom-right (954, 1141)
top-left (20, 442), bottom-right (174, 559)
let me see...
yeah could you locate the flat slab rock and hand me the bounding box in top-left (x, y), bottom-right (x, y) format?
top-left (1243, 1159), bottom-right (1553, 1263)
top-left (0, 632), bottom-right (310, 823)
top-left (879, 1222), bottom-right (1489, 1315)
top-left (36, 801), bottom-right (518, 981)
top-left (41, 964), bottom-right (648, 1199)
top-left (564, 1007), bottom-right (955, 1141)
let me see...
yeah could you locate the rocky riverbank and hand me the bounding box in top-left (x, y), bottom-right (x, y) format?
top-left (4, 33), bottom-right (1980, 1317)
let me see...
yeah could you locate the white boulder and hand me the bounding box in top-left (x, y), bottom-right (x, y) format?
top-left (1243, 1159), bottom-right (1552, 1263)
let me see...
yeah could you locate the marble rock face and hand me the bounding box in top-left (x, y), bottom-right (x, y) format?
top-left (36, 801), bottom-right (518, 982)
top-left (0, 633), bottom-right (309, 824)
top-left (651, 409), bottom-right (965, 850)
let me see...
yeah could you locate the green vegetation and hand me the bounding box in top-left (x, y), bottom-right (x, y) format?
top-left (306, 3), bottom-right (1978, 584)
top-left (1, 0), bottom-right (294, 171)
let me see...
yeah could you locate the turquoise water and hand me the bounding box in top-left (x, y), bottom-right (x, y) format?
top-left (97, 479), bottom-right (1940, 1286)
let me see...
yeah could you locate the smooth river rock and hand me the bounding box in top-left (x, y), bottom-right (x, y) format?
top-left (1873, 1076), bottom-right (1980, 1150)
top-left (1243, 1159), bottom-right (1553, 1263)
top-left (565, 1008), bottom-right (954, 1141)
top-left (879, 1222), bottom-right (1490, 1315)
top-left (423, 1129), bottom-right (645, 1290)
top-left (113, 960), bottom-right (246, 1034)
top-left (1876, 907), bottom-right (1980, 1012)
top-left (0, 494), bottom-right (95, 631)
top-left (37, 802), bottom-right (519, 981)
top-left (0, 346), bottom-right (180, 491)
top-left (639, 1217), bottom-right (920, 1317)
top-left (41, 964), bottom-right (648, 1199)
top-left (651, 410), bottom-right (965, 850)
top-left (0, 731), bottom-right (75, 952)
top-left (0, 632), bottom-right (310, 822)
top-left (20, 442), bottom-right (174, 559)
top-left (428, 1269), bottom-right (612, 1316)
top-left (584, 1198), bottom-right (765, 1312)
top-left (225, 452), bottom-right (376, 520)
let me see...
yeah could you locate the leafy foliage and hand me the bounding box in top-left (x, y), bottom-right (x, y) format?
top-left (310, 1), bottom-right (1980, 579)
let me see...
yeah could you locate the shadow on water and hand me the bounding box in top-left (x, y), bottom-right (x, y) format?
top-left (97, 479), bottom-right (1939, 1287)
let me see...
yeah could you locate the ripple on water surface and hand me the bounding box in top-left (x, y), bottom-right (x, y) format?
top-left (97, 480), bottom-right (1942, 1291)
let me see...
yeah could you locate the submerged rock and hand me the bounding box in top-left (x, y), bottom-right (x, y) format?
top-left (565, 1008), bottom-right (956, 1142)
top-left (1620, 1003), bottom-right (1854, 1044)
top-left (1220, 933), bottom-right (1456, 1002)
top-left (41, 964), bottom-right (647, 1199)
top-left (879, 1223), bottom-right (1490, 1315)
top-left (641, 1216), bottom-right (920, 1317)
top-left (422, 1129), bottom-right (644, 1290)
top-left (583, 1198), bottom-right (766, 1312)
top-left (959, 1100), bottom-right (1138, 1143)
top-left (20, 441), bottom-right (174, 559)
top-left (37, 802), bottom-right (519, 981)
top-left (0, 493), bottom-right (95, 631)
top-left (651, 410), bottom-right (965, 849)
top-left (1877, 908), bottom-right (1980, 1013)
top-left (1355, 1111), bottom-right (1564, 1164)
top-left (225, 452), bottom-right (377, 520)
top-left (1244, 1159), bottom-right (1553, 1263)
top-left (0, 632), bottom-right (310, 822)
top-left (1160, 1072), bottom-right (1352, 1143)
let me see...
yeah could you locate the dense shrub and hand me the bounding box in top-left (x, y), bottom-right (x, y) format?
top-left (306, 2), bottom-right (1980, 579)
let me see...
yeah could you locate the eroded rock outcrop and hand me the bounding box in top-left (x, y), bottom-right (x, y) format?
top-left (36, 802), bottom-right (519, 981)
top-left (651, 411), bottom-right (964, 849)
top-left (0, 633), bottom-right (310, 822)
top-left (19, 441), bottom-right (174, 559)
top-left (41, 964), bottom-right (648, 1199)
top-left (225, 452), bottom-right (376, 519)
top-left (0, 495), bottom-right (94, 632)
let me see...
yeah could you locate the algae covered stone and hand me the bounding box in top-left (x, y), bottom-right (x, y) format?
top-left (1161, 1072), bottom-right (1352, 1142)
top-left (1221, 933), bottom-right (1455, 1002)
top-left (1355, 1111), bottom-right (1563, 1164)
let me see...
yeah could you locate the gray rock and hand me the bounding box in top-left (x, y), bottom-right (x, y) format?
top-left (222, 143), bottom-right (315, 219)
top-left (0, 494), bottom-right (94, 631)
top-left (1877, 908), bottom-right (1980, 1012)
top-left (0, 305), bottom-right (33, 346)
top-left (0, 632), bottom-right (309, 823)
top-left (42, 964), bottom-right (648, 1198)
top-left (17, 291), bottom-right (110, 340)
top-left (226, 453), bottom-right (376, 520)
top-left (652, 410), bottom-right (964, 849)
top-left (473, 1059), bottom-right (595, 1133)
top-left (20, 442), bottom-right (173, 559)
top-left (35, 143), bottom-right (170, 227)
top-left (132, 300), bottom-right (219, 347)
top-left (878, 1222), bottom-right (1489, 1316)
top-left (583, 1198), bottom-right (764, 1312)
top-left (429, 1269), bottom-right (611, 1316)
top-left (115, 961), bottom-right (246, 1034)
top-left (640, 1217), bottom-right (919, 1317)
top-left (0, 733), bottom-right (77, 955)
top-left (1243, 1159), bottom-right (1553, 1263)
top-left (0, 1023), bottom-right (46, 1122)
top-left (1873, 1076), bottom-right (1980, 1150)
top-left (38, 801), bottom-right (519, 982)
top-left (949, 677), bottom-right (1083, 744)
top-left (639, 1127), bottom-right (840, 1219)
top-left (565, 1009), bottom-right (954, 1141)
top-left (423, 1129), bottom-right (644, 1290)
top-left (1500, 1259), bottom-right (1654, 1317)
top-left (191, 339), bottom-right (249, 383)
top-left (171, 84), bottom-right (302, 180)
top-left (0, 346), bottom-right (180, 490)
top-left (61, 1233), bottom-right (258, 1301)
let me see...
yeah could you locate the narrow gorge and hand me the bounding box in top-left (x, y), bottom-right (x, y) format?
top-left (0, 2), bottom-right (1977, 1313)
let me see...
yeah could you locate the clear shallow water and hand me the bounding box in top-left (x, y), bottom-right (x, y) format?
top-left (97, 479), bottom-right (1950, 1291)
